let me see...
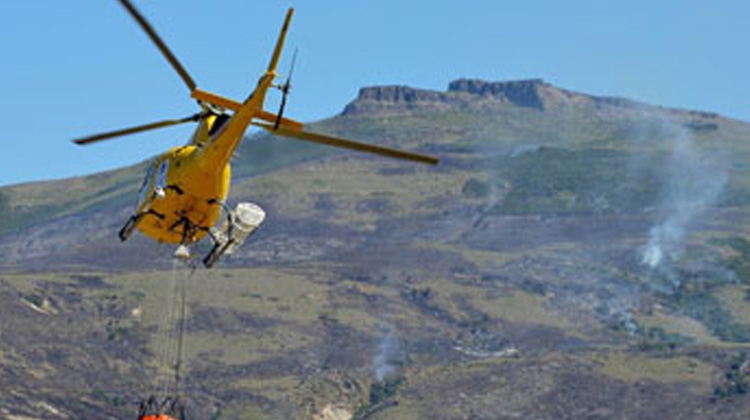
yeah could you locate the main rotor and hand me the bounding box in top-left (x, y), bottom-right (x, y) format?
top-left (73, 1), bottom-right (438, 166)
top-left (74, 0), bottom-right (223, 145)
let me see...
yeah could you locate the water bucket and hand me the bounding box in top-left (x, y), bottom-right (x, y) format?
top-left (223, 202), bottom-right (265, 254)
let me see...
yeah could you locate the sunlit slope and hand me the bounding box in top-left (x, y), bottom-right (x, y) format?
top-left (0, 78), bottom-right (748, 265)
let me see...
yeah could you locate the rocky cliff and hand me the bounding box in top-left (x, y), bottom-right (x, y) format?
top-left (342, 78), bottom-right (721, 123)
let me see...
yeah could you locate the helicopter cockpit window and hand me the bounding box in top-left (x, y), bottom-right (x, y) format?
top-left (136, 161), bottom-right (157, 208)
top-left (155, 159), bottom-right (169, 190)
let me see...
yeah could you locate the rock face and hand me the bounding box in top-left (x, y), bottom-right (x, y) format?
top-left (448, 78), bottom-right (548, 110)
top-left (342, 85), bottom-right (461, 116)
top-left (341, 78), bottom-right (725, 127)
top-left (341, 78), bottom-right (619, 116)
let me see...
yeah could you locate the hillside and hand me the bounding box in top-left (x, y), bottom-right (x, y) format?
top-left (1, 79), bottom-right (750, 420)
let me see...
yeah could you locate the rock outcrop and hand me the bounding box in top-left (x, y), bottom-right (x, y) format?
top-left (341, 78), bottom-right (623, 116)
top-left (342, 85), bottom-right (462, 116)
top-left (341, 78), bottom-right (725, 128)
top-left (448, 78), bottom-right (548, 110)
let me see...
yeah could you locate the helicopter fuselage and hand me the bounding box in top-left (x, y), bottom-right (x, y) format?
top-left (135, 142), bottom-right (231, 245)
top-left (133, 59), bottom-right (279, 245)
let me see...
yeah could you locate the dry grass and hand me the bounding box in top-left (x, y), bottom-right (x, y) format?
top-left (234, 158), bottom-right (474, 225)
top-left (594, 352), bottom-right (715, 385)
top-left (636, 310), bottom-right (721, 346)
top-left (475, 290), bottom-right (573, 330)
top-left (716, 285), bottom-right (750, 325)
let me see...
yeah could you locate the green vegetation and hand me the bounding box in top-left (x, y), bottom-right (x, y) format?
top-left (105, 319), bottom-right (130, 342)
top-left (369, 377), bottom-right (405, 405)
top-left (0, 191), bottom-right (8, 215)
top-left (636, 308), bottom-right (721, 345)
top-left (721, 237), bottom-right (750, 284)
top-left (0, 200), bottom-right (60, 235)
top-left (0, 164), bottom-right (142, 235)
top-left (717, 285), bottom-right (750, 326)
top-left (492, 147), bottom-right (664, 215)
top-left (636, 326), bottom-right (696, 350)
top-left (461, 178), bottom-right (490, 199)
top-left (663, 279), bottom-right (750, 343)
top-left (353, 377), bottom-right (405, 420)
top-left (596, 352), bottom-right (715, 384)
top-left (722, 187), bottom-right (750, 207)
top-left (232, 131), bottom-right (336, 179)
top-left (712, 353), bottom-right (750, 401)
top-left (21, 291), bottom-right (45, 308)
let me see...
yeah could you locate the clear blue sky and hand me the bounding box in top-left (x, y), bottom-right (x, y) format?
top-left (2, 0), bottom-right (749, 186)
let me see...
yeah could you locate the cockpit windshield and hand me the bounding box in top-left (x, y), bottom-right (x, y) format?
top-left (136, 160), bottom-right (157, 209)
top-left (136, 158), bottom-right (170, 210)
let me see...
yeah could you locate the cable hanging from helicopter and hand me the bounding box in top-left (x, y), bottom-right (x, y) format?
top-left (138, 262), bottom-right (189, 420)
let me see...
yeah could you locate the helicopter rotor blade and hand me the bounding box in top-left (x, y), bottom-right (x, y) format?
top-left (73, 114), bottom-right (204, 145)
top-left (253, 122), bottom-right (439, 165)
top-left (287, 48), bottom-right (299, 82)
top-left (118, 0), bottom-right (198, 92)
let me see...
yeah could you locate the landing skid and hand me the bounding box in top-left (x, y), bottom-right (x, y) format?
top-left (119, 214), bottom-right (140, 242)
top-left (119, 210), bottom-right (164, 242)
top-left (203, 237), bottom-right (236, 268)
top-left (119, 203), bottom-right (264, 269)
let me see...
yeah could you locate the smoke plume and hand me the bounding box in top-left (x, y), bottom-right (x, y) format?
top-left (640, 118), bottom-right (728, 275)
top-left (373, 324), bottom-right (403, 381)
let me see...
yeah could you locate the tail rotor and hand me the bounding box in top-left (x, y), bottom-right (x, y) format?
top-left (274, 48), bottom-right (298, 130)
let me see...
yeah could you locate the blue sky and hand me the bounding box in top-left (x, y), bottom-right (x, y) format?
top-left (2, 1), bottom-right (749, 186)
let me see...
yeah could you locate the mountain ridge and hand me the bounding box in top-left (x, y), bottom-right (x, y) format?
top-left (343, 78), bottom-right (724, 122)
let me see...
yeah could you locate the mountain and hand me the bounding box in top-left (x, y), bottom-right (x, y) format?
top-left (1, 79), bottom-right (750, 420)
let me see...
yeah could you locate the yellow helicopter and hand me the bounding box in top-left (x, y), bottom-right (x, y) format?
top-left (74, 1), bottom-right (438, 268)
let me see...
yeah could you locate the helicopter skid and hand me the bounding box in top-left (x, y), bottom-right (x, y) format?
top-left (203, 237), bottom-right (235, 268)
top-left (118, 214), bottom-right (140, 242)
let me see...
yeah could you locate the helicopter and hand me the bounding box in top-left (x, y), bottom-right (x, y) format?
top-left (75, 1), bottom-right (439, 268)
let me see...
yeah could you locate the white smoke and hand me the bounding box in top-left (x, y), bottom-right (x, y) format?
top-left (641, 118), bottom-right (728, 272)
top-left (373, 324), bottom-right (402, 381)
